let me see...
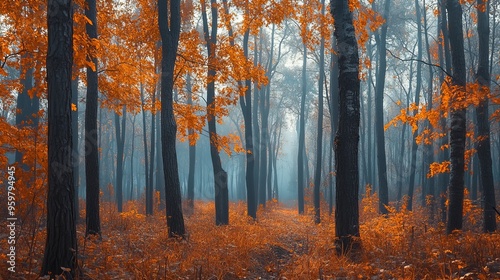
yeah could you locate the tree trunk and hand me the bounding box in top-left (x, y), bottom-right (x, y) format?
top-left (158, 0), bottom-right (186, 237)
top-left (42, 0), bottom-right (77, 277)
top-left (332, 0), bottom-right (361, 256)
top-left (374, 0), bottom-right (391, 214)
top-left (187, 73), bottom-right (196, 212)
top-left (423, 0), bottom-right (435, 218)
top-left (202, 0), bottom-right (229, 225)
top-left (130, 115), bottom-right (136, 200)
top-left (115, 106), bottom-right (126, 213)
top-left (475, 0), bottom-right (497, 233)
top-left (446, 0), bottom-right (467, 234)
top-left (314, 0), bottom-right (326, 224)
top-left (407, 0), bottom-right (422, 211)
top-left (297, 43), bottom-right (307, 215)
top-left (149, 87), bottom-right (156, 213)
top-left (84, 0), bottom-right (100, 236)
top-left (71, 75), bottom-right (79, 222)
top-left (438, 0), bottom-right (451, 223)
top-left (221, 0), bottom-right (256, 218)
top-left (329, 37), bottom-right (339, 214)
top-left (140, 82), bottom-right (151, 215)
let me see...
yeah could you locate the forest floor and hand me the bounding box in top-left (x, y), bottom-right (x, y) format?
top-left (2, 190), bottom-right (500, 279)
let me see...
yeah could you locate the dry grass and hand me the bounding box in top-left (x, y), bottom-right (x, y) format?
top-left (1, 192), bottom-right (499, 279)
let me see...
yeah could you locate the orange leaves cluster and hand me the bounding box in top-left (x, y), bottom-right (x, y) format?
top-left (211, 132), bottom-right (247, 155)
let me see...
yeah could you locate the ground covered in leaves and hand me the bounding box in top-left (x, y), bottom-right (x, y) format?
top-left (1, 192), bottom-right (500, 279)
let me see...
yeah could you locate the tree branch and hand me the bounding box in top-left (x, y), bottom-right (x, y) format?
top-left (387, 48), bottom-right (452, 78)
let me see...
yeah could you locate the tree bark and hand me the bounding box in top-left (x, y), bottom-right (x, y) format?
top-left (297, 43), bottom-right (307, 215)
top-left (313, 0), bottom-right (326, 224)
top-left (42, 0), bottom-right (77, 277)
top-left (221, 0), bottom-right (256, 218)
top-left (202, 0), bottom-right (229, 225)
top-left (446, 0), bottom-right (467, 234)
top-left (475, 0), bottom-right (497, 232)
top-left (407, 0), bottom-right (422, 211)
top-left (186, 73), bottom-right (196, 212)
top-left (158, 0), bottom-right (186, 237)
top-left (84, 0), bottom-right (100, 236)
top-left (114, 106), bottom-right (126, 213)
top-left (332, 0), bottom-right (361, 256)
top-left (149, 87), bottom-right (157, 213)
top-left (374, 0), bottom-right (391, 214)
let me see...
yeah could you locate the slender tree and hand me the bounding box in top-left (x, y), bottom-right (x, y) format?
top-left (475, 0), bottom-right (497, 232)
top-left (84, 0), bottom-right (100, 236)
top-left (374, 0), bottom-right (390, 214)
top-left (186, 73), bottom-right (196, 212)
top-left (221, 0), bottom-right (256, 218)
top-left (202, 0), bottom-right (229, 225)
top-left (297, 42), bottom-right (307, 215)
top-left (158, 0), bottom-right (185, 237)
top-left (313, 0), bottom-right (326, 224)
top-left (407, 0), bottom-right (422, 211)
top-left (114, 106), bottom-right (126, 212)
top-left (332, 0), bottom-right (361, 256)
top-left (42, 0), bottom-right (77, 277)
top-left (446, 0), bottom-right (467, 234)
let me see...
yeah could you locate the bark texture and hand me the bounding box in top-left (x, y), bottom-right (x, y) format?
top-left (158, 0), bottom-right (186, 237)
top-left (42, 0), bottom-right (77, 277)
top-left (332, 0), bottom-right (361, 256)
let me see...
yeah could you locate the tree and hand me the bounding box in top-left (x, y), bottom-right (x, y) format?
top-left (158, 0), bottom-right (186, 237)
top-left (313, 0), bottom-right (326, 224)
top-left (186, 73), bottom-right (196, 212)
top-left (84, 0), bottom-right (101, 236)
top-left (407, 0), bottom-right (422, 211)
top-left (475, 0), bottom-right (497, 233)
top-left (332, 0), bottom-right (361, 256)
top-left (446, 0), bottom-right (467, 234)
top-left (374, 0), bottom-right (390, 214)
top-left (42, 0), bottom-right (77, 277)
top-left (221, 0), bottom-right (256, 219)
top-left (115, 106), bottom-right (126, 213)
top-left (202, 0), bottom-right (229, 225)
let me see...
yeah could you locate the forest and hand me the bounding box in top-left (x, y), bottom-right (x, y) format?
top-left (1, 0), bottom-right (500, 279)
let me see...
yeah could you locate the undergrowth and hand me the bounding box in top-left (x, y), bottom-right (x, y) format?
top-left (0, 192), bottom-right (499, 279)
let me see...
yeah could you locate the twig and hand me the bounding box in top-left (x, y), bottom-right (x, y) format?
top-left (387, 48), bottom-right (452, 78)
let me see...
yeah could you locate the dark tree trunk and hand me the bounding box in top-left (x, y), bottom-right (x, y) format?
top-left (423, 0), bottom-right (435, 218)
top-left (71, 75), bottom-right (79, 222)
top-left (475, 0), bottom-right (497, 233)
top-left (114, 106), bottom-right (126, 213)
top-left (329, 38), bottom-right (339, 214)
top-left (243, 30), bottom-right (257, 219)
top-left (374, 0), bottom-right (390, 214)
top-left (438, 0), bottom-right (451, 223)
top-left (155, 112), bottom-right (165, 208)
top-left (202, 0), bottom-right (229, 225)
top-left (158, 0), bottom-right (185, 237)
top-left (186, 73), bottom-right (196, 212)
top-left (446, 0), bottom-right (467, 234)
top-left (366, 42), bottom-right (374, 191)
top-left (253, 35), bottom-right (261, 204)
top-left (42, 0), bottom-right (77, 277)
top-left (314, 0), bottom-right (326, 224)
top-left (149, 87), bottom-right (156, 213)
top-left (84, 0), bottom-right (100, 237)
top-left (129, 115), bottom-right (136, 200)
top-left (332, 0), bottom-right (361, 256)
top-left (140, 82), bottom-right (151, 215)
top-left (407, 0), bottom-right (423, 211)
top-left (221, 0), bottom-right (256, 218)
top-left (297, 43), bottom-right (307, 215)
